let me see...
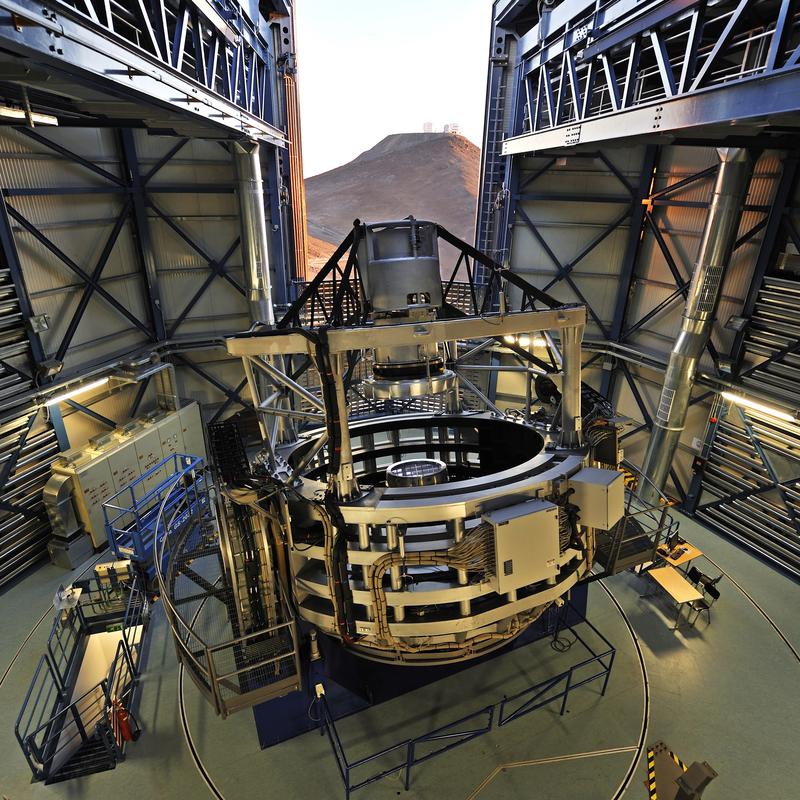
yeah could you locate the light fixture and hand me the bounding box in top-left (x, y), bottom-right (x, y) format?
top-left (502, 334), bottom-right (547, 348)
top-left (44, 377), bottom-right (109, 407)
top-left (721, 391), bottom-right (795, 422)
top-left (0, 105), bottom-right (58, 126)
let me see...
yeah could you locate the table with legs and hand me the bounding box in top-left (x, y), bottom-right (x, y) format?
top-left (641, 566), bottom-right (703, 629)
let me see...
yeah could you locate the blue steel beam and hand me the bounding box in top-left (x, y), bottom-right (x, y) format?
top-left (0, 195), bottom-right (46, 368)
top-left (541, 208), bottom-right (632, 292)
top-left (623, 213), bottom-right (770, 342)
top-left (64, 399), bottom-right (117, 429)
top-left (20, 128), bottom-right (125, 186)
top-left (172, 353), bottom-right (250, 411)
top-left (514, 203), bottom-right (610, 337)
top-left (209, 377), bottom-right (249, 424)
top-left (147, 199), bottom-right (245, 295)
top-left (0, 412), bottom-right (37, 487)
top-left (2, 185), bottom-right (235, 196)
top-left (55, 199), bottom-right (133, 361)
top-left (143, 138), bottom-right (189, 183)
top-left (118, 129), bottom-right (167, 341)
top-left (5, 203), bottom-right (155, 339)
top-left (508, 67), bottom-right (800, 154)
top-left (600, 145), bottom-right (659, 399)
top-left (129, 376), bottom-right (151, 418)
top-left (167, 237), bottom-right (242, 337)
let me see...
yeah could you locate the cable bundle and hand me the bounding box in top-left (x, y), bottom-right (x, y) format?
top-left (448, 522), bottom-right (496, 577)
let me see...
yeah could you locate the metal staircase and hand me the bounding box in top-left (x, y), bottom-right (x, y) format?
top-left (591, 466), bottom-right (677, 577)
top-left (220, 494), bottom-right (279, 636)
top-left (690, 269), bottom-right (800, 578)
top-left (740, 274), bottom-right (800, 406)
top-left (15, 568), bottom-right (148, 783)
top-left (47, 725), bottom-right (118, 783)
top-left (694, 401), bottom-right (800, 578)
top-left (155, 454), bottom-right (301, 718)
top-left (0, 198), bottom-right (60, 586)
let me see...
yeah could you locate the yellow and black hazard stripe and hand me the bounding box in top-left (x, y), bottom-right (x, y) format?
top-left (669, 750), bottom-right (688, 772)
top-left (647, 747), bottom-right (657, 800)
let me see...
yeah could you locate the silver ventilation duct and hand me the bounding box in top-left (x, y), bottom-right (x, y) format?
top-left (639, 147), bottom-right (753, 505)
top-left (232, 140), bottom-right (275, 326)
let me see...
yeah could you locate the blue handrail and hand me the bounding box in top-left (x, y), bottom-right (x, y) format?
top-left (103, 453), bottom-right (205, 572)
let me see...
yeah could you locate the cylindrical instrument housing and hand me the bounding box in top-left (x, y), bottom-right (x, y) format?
top-left (357, 219), bottom-right (443, 313)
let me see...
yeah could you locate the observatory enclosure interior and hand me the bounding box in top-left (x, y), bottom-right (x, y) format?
top-left (479, 0), bottom-right (800, 578)
top-left (0, 1), bottom-right (798, 800)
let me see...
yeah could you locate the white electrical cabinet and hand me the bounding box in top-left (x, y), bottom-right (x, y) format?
top-left (45, 402), bottom-right (206, 551)
top-left (484, 499), bottom-right (560, 593)
top-left (567, 467), bottom-right (625, 530)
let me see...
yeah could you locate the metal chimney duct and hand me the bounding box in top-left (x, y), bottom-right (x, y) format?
top-left (639, 148), bottom-right (753, 505)
top-left (232, 140), bottom-right (275, 326)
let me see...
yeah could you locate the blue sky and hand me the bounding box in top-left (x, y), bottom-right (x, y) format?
top-left (295, 0), bottom-right (492, 176)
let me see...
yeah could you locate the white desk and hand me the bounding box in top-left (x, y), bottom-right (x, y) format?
top-left (644, 566), bottom-right (703, 629)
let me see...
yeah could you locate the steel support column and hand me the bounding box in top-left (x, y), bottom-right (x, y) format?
top-left (263, 147), bottom-right (291, 304)
top-left (640, 148), bottom-right (754, 504)
top-left (560, 322), bottom-right (584, 447)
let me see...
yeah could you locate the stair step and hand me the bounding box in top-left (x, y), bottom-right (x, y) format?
top-left (47, 731), bottom-right (117, 784)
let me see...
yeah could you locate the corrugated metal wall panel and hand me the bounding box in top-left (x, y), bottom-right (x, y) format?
top-left (508, 144), bottom-right (782, 500)
top-left (511, 147), bottom-right (645, 339)
top-left (1, 128), bottom-right (152, 372)
top-left (0, 125), bottom-right (262, 584)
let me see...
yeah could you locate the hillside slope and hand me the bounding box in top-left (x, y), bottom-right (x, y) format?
top-left (305, 133), bottom-right (480, 266)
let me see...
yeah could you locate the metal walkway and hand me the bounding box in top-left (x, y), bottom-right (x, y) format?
top-left (0, 0), bottom-right (289, 139)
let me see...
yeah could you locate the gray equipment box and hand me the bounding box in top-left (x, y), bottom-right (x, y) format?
top-left (483, 499), bottom-right (560, 594)
top-left (47, 534), bottom-right (94, 570)
top-left (567, 467), bottom-right (625, 530)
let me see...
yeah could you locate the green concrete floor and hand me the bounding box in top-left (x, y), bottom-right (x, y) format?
top-left (1, 511), bottom-right (797, 800)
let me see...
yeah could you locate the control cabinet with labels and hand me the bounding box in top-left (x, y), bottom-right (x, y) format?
top-left (45, 403), bottom-right (206, 550)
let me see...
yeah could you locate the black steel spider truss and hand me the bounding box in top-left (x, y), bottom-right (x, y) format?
top-left (277, 221), bottom-right (568, 374)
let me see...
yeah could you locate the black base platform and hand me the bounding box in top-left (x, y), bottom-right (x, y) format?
top-left (253, 582), bottom-right (588, 748)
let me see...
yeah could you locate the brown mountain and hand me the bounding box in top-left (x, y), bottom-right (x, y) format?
top-left (304, 132), bottom-right (480, 275)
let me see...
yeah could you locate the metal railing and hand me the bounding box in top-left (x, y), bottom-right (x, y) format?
top-left (287, 279), bottom-right (483, 327)
top-left (50, 0), bottom-right (281, 126)
top-left (589, 460), bottom-right (680, 576)
top-left (15, 572), bottom-right (146, 781)
top-left (104, 453), bottom-right (206, 574)
top-left (512, 0), bottom-right (800, 138)
top-left (315, 603), bottom-right (615, 799)
top-left (153, 465), bottom-right (301, 718)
